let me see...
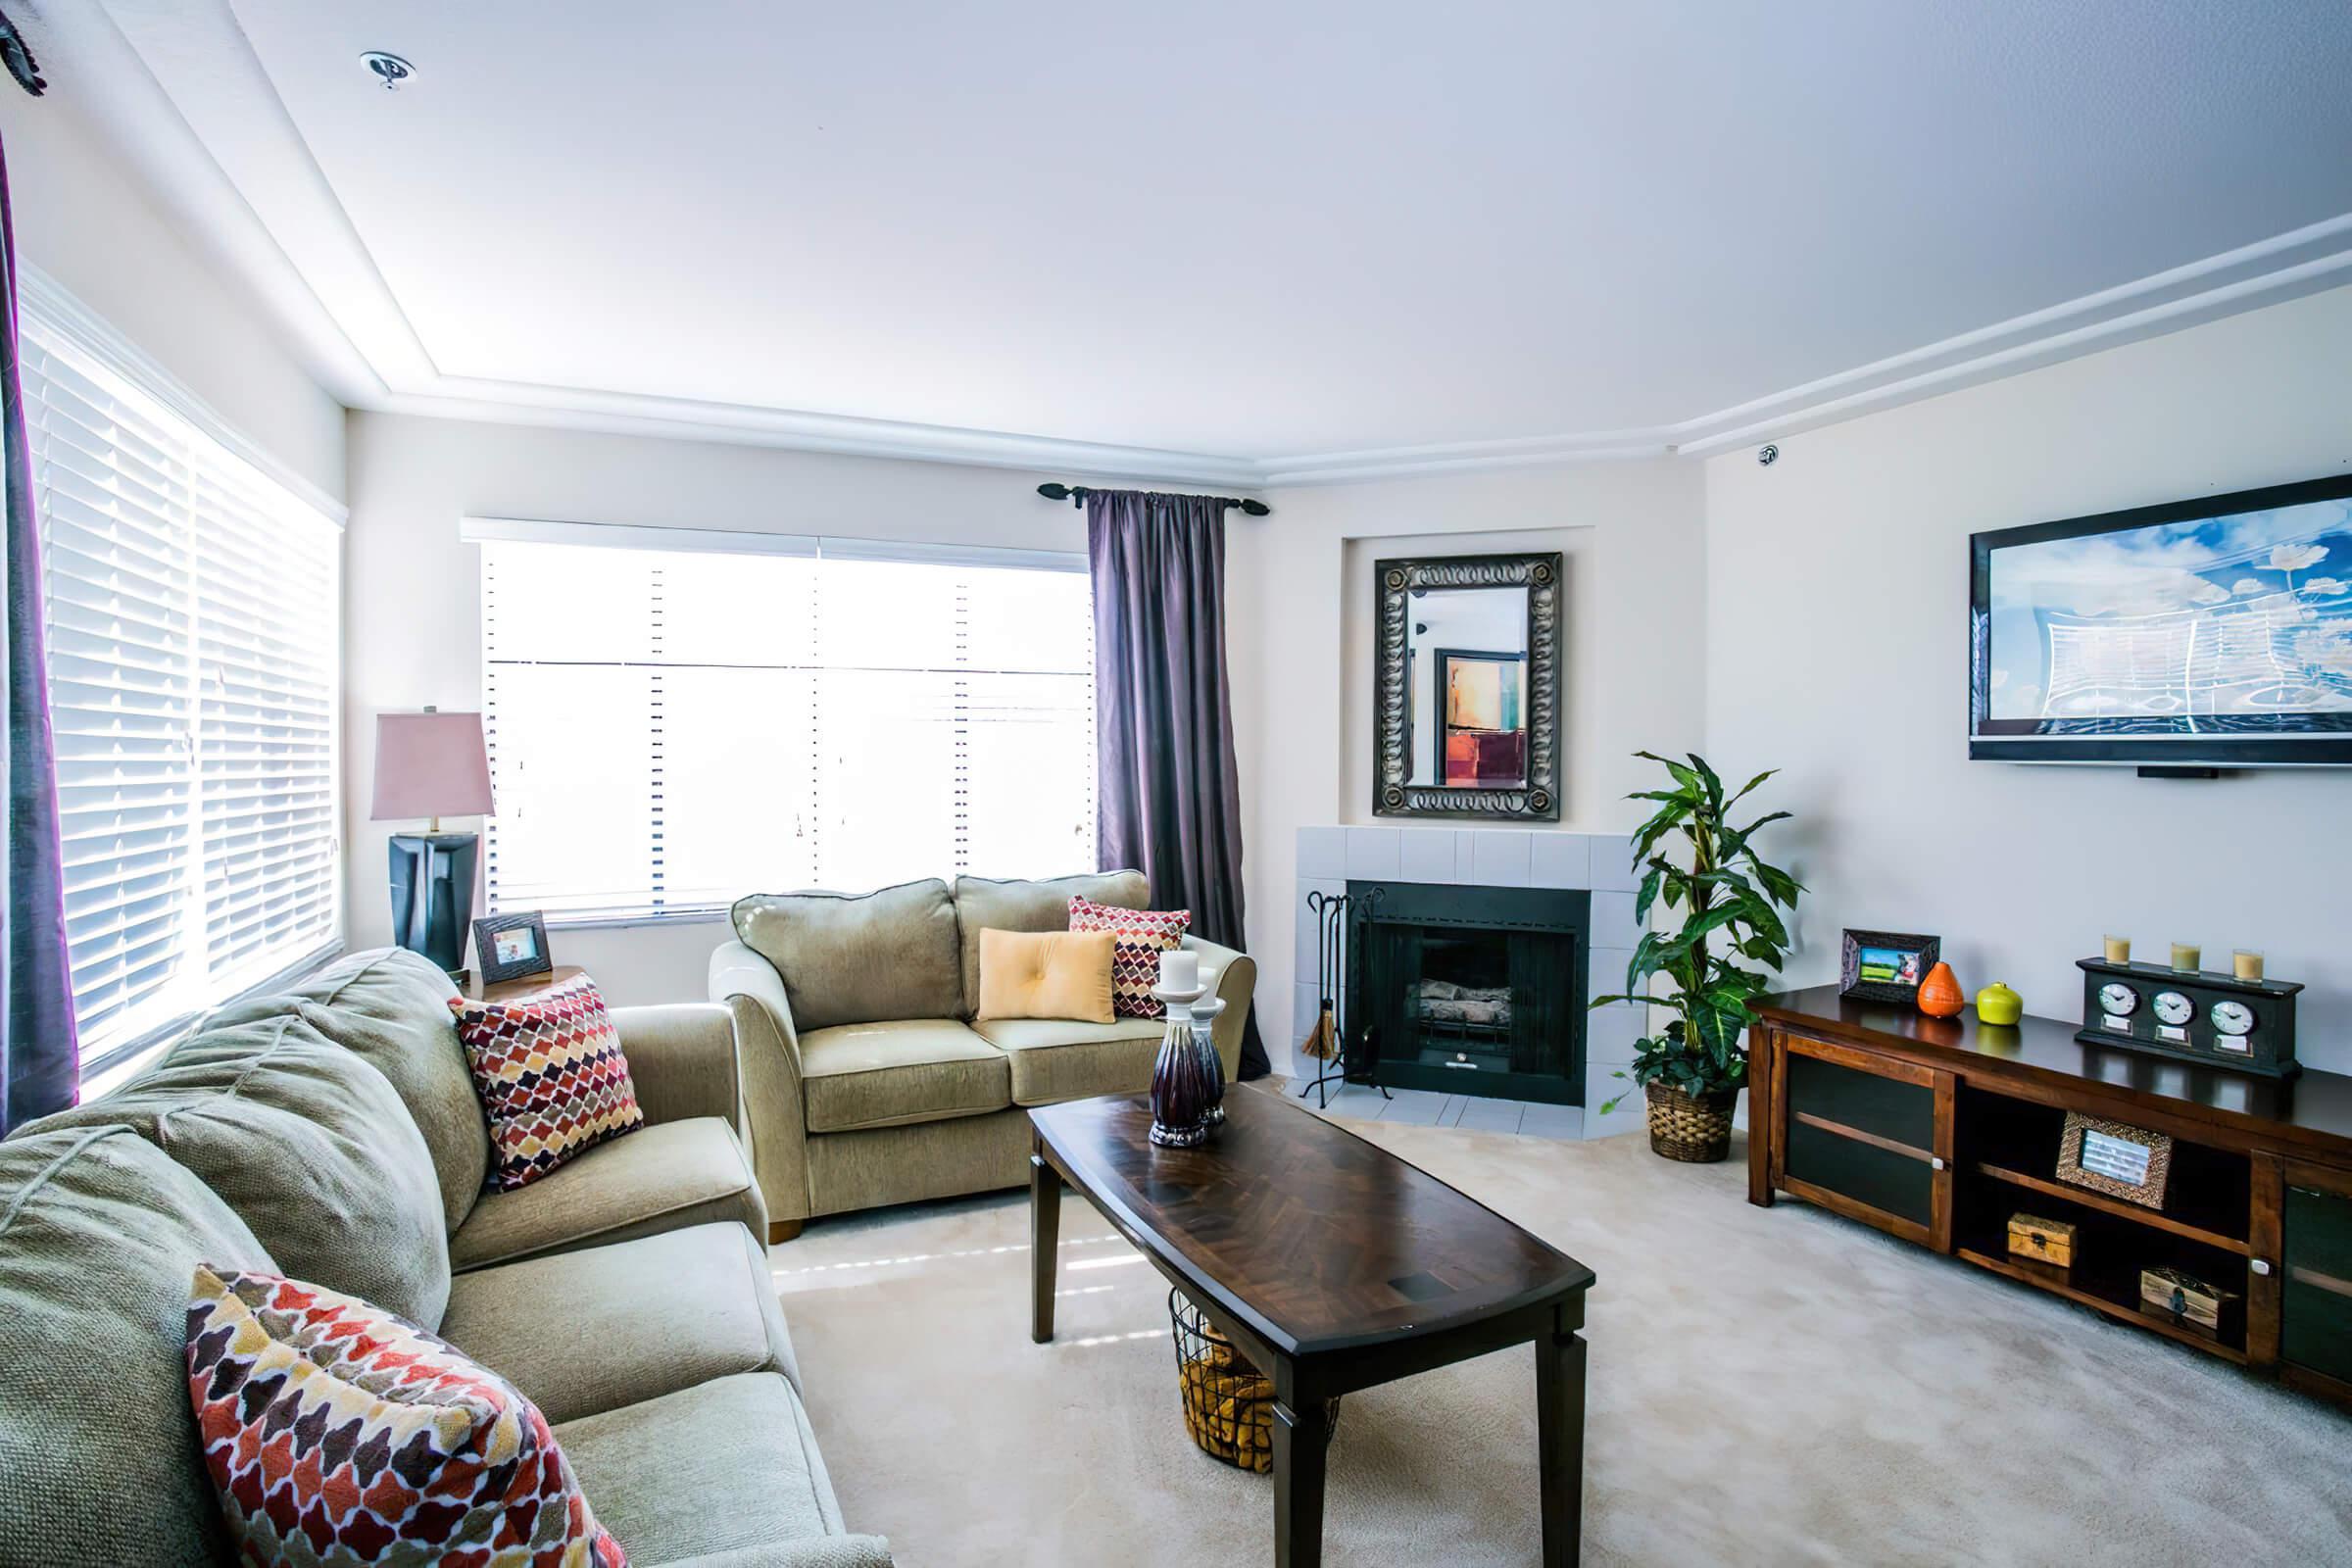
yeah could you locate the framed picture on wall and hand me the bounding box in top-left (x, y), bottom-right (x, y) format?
top-left (1839, 929), bottom-right (1940, 1005)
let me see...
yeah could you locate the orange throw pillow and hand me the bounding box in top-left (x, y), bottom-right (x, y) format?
top-left (975, 928), bottom-right (1116, 1023)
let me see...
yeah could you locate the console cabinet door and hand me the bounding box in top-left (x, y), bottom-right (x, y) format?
top-left (2280, 1159), bottom-right (2352, 1403)
top-left (1772, 1034), bottom-right (1954, 1250)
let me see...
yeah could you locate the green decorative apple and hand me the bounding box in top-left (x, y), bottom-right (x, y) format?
top-left (1975, 980), bottom-right (2023, 1027)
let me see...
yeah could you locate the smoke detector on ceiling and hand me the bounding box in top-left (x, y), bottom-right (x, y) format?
top-left (361, 52), bottom-right (415, 91)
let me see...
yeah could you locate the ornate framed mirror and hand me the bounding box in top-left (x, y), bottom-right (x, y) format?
top-left (1372, 551), bottom-right (1562, 820)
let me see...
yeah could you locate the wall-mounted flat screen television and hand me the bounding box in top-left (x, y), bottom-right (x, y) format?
top-left (1971, 473), bottom-right (2352, 766)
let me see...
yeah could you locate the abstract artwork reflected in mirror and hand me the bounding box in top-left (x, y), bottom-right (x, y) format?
top-left (1375, 553), bottom-right (1561, 820)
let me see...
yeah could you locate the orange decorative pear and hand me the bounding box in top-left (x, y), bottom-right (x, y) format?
top-left (1917, 960), bottom-right (1965, 1018)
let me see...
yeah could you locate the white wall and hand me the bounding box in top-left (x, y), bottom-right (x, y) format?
top-left (1705, 280), bottom-right (2352, 1074)
top-left (0, 93), bottom-right (345, 503)
top-left (1230, 462), bottom-right (1708, 1076)
top-left (342, 411), bottom-right (1191, 1004)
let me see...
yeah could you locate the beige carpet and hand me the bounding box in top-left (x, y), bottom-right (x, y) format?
top-left (767, 1107), bottom-right (2350, 1566)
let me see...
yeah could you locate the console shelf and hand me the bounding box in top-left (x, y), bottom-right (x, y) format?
top-left (1747, 986), bottom-right (2352, 1408)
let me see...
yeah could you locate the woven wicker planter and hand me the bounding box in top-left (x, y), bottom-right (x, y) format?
top-left (1644, 1081), bottom-right (1737, 1163)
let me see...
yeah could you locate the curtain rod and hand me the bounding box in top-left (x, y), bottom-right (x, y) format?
top-left (1037, 482), bottom-right (1271, 517)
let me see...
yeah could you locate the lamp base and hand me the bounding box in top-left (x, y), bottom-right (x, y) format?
top-left (388, 832), bottom-right (478, 974)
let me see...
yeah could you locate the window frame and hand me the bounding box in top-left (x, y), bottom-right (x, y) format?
top-left (21, 267), bottom-right (347, 1085)
top-left (463, 514), bottom-right (1097, 928)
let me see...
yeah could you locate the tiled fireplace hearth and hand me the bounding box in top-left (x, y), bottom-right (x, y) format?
top-left (1294, 826), bottom-right (1647, 1141)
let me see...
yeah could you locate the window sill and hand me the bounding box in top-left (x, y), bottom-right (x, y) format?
top-left (538, 909), bottom-right (734, 933)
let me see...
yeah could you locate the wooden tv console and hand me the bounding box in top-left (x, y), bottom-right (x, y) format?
top-left (1747, 986), bottom-right (2352, 1406)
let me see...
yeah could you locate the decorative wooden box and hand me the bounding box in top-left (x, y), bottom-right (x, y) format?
top-left (2005, 1212), bottom-right (2077, 1269)
top-left (2139, 1266), bottom-right (2242, 1342)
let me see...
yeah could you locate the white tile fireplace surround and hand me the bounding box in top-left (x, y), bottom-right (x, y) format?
top-left (1292, 826), bottom-right (1648, 1141)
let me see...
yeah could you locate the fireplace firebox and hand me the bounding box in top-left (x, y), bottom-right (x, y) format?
top-left (1347, 880), bottom-right (1589, 1105)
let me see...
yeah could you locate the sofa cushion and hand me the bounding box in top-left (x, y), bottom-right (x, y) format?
top-left (951, 870), bottom-right (1147, 1017)
top-left (1069, 896), bottom-right (1193, 1019)
top-left (449, 1116), bottom-right (764, 1271)
top-left (554, 1373), bottom-right (853, 1564)
top-left (969, 1015), bottom-right (1169, 1105)
top-left (734, 878), bottom-right (963, 1030)
top-left (0, 1125), bottom-right (276, 1568)
top-left (20, 1012), bottom-right (452, 1328)
top-left (452, 973), bottom-right (645, 1190)
top-left (974, 927), bottom-right (1115, 1024)
top-left (440, 1222), bottom-right (802, 1424)
top-left (207, 947), bottom-right (489, 1234)
top-left (797, 1019), bottom-right (1009, 1133)
top-left (186, 1263), bottom-right (625, 1568)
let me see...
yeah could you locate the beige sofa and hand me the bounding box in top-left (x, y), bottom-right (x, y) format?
top-left (0, 948), bottom-right (888, 1568)
top-left (710, 872), bottom-right (1255, 1239)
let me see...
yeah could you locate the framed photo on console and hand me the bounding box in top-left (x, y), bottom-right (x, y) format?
top-left (2055, 1110), bottom-right (2172, 1209)
top-left (1838, 929), bottom-right (1940, 1005)
top-left (472, 910), bottom-right (554, 986)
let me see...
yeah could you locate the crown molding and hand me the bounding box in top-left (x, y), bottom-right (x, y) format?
top-left (69, 1), bottom-right (2352, 496)
top-left (365, 209), bottom-right (2352, 490)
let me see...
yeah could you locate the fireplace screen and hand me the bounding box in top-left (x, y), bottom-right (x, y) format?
top-left (1349, 880), bottom-right (1589, 1105)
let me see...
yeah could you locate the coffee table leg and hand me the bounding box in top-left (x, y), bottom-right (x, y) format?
top-left (1272, 1398), bottom-right (1329, 1568)
top-left (1029, 1146), bottom-right (1060, 1344)
top-left (1536, 1319), bottom-right (1588, 1567)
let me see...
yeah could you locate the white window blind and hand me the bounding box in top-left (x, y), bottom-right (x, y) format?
top-left (23, 308), bottom-right (340, 1066)
top-left (476, 527), bottom-right (1095, 920)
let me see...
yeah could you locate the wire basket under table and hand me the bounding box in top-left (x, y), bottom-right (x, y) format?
top-left (1168, 1288), bottom-right (1340, 1473)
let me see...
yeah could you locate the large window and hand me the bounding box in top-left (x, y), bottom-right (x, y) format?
top-left (23, 298), bottom-right (342, 1068)
top-left (472, 520), bottom-right (1095, 921)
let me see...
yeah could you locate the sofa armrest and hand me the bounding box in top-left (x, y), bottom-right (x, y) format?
top-left (710, 940), bottom-right (813, 1234)
top-left (1183, 935), bottom-right (1256, 1080)
top-left (612, 1003), bottom-right (745, 1134)
top-left (661, 1536), bottom-right (895, 1568)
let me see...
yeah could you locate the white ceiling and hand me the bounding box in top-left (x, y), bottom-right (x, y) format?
top-left (50, 0), bottom-right (2352, 480)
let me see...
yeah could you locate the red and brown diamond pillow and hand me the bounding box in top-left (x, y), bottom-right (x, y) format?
top-left (1067, 895), bottom-right (1193, 1019)
top-left (185, 1263), bottom-right (625, 1566)
top-left (450, 974), bottom-right (643, 1191)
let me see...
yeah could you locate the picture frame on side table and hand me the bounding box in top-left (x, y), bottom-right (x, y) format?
top-left (472, 910), bottom-right (554, 986)
top-left (1838, 929), bottom-right (1941, 1005)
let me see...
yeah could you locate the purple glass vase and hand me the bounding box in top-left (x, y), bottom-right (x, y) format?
top-left (1150, 999), bottom-right (1214, 1149)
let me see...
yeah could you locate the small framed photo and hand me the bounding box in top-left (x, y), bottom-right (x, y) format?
top-left (472, 910), bottom-right (553, 986)
top-left (1839, 929), bottom-right (1940, 1004)
top-left (2055, 1110), bottom-right (2173, 1210)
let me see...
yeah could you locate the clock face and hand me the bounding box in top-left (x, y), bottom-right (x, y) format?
top-left (2098, 983), bottom-right (2139, 1016)
top-left (2212, 1000), bottom-right (2256, 1037)
top-left (2153, 991), bottom-right (2195, 1026)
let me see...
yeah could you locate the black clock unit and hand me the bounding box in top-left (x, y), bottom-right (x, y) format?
top-left (2075, 958), bottom-right (2302, 1079)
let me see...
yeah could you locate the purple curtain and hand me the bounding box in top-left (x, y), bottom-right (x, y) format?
top-left (2, 130), bottom-right (77, 1133)
top-left (1086, 489), bottom-right (1269, 1078)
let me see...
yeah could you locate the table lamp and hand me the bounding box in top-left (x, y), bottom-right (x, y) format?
top-left (371, 709), bottom-right (495, 974)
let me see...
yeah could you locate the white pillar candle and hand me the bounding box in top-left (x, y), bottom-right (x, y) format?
top-left (1159, 949), bottom-right (1200, 993)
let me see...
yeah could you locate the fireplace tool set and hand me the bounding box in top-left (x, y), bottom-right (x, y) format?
top-left (1296, 886), bottom-right (1386, 1109)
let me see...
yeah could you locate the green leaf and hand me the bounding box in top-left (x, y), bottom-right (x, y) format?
top-left (1634, 861), bottom-right (1666, 925)
top-left (1724, 767), bottom-right (1778, 809)
top-left (1751, 859), bottom-right (1802, 908)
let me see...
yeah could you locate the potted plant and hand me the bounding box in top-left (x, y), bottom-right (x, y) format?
top-left (1592, 752), bottom-right (1801, 1162)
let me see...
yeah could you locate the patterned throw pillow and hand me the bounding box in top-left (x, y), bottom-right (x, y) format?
top-left (450, 975), bottom-right (643, 1191)
top-left (185, 1263), bottom-right (626, 1567)
top-left (1068, 895), bottom-right (1193, 1019)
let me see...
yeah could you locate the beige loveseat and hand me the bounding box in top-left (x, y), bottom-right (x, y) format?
top-left (710, 872), bottom-right (1255, 1238)
top-left (0, 948), bottom-right (888, 1568)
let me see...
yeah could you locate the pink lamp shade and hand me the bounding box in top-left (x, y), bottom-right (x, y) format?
top-left (371, 710), bottom-right (495, 822)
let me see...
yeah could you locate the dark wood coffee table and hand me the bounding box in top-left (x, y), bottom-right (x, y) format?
top-left (1028, 1087), bottom-right (1595, 1567)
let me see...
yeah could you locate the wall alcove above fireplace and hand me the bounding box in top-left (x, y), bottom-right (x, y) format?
top-left (1348, 880), bottom-right (1591, 1105)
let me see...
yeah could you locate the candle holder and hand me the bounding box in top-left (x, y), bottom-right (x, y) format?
top-left (1149, 980), bottom-right (1214, 1149)
top-left (1191, 992), bottom-right (1227, 1127)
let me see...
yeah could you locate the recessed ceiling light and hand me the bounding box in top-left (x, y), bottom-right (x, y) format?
top-left (361, 51), bottom-right (415, 91)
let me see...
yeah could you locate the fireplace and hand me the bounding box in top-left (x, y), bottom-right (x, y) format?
top-left (1348, 879), bottom-right (1589, 1105)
